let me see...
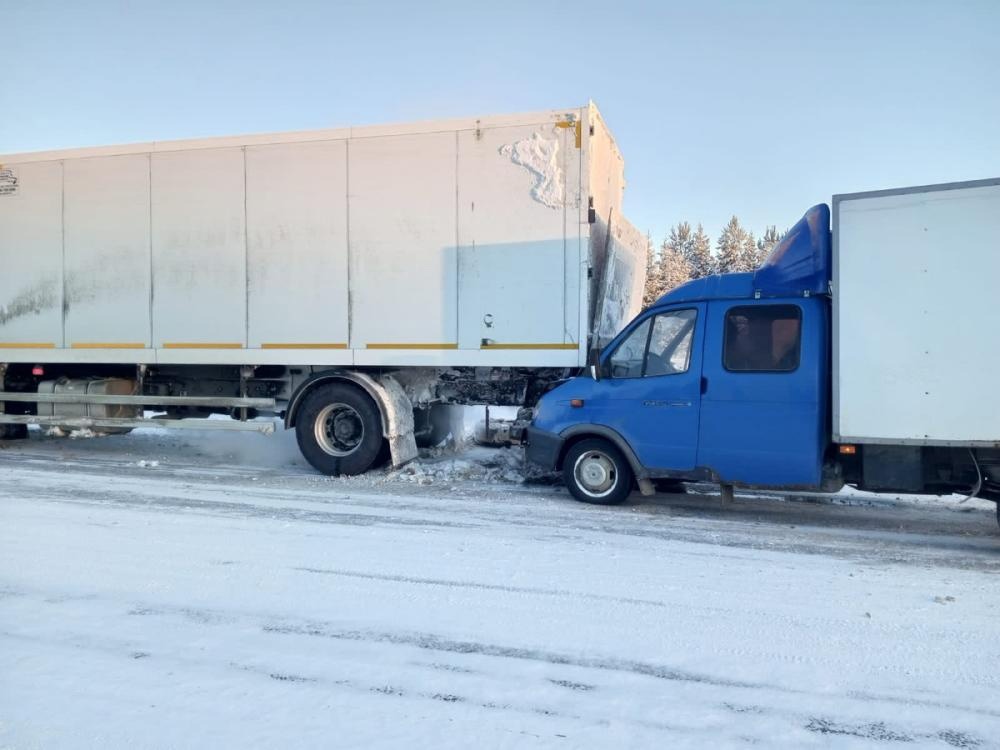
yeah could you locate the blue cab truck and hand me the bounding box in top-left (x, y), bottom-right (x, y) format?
top-left (524, 179), bottom-right (1000, 518)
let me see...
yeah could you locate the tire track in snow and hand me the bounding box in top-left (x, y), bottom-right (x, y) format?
top-left (292, 566), bottom-right (670, 609)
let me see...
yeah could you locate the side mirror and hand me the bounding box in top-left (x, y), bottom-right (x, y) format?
top-left (588, 348), bottom-right (602, 381)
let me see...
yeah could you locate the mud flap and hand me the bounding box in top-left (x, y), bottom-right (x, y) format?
top-left (375, 375), bottom-right (418, 468)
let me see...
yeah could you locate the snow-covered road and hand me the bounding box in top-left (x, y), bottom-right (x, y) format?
top-left (1, 429), bottom-right (999, 749)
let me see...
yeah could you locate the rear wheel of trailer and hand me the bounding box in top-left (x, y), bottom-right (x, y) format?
top-left (294, 382), bottom-right (385, 476)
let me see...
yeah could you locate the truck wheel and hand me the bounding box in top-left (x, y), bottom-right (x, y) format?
top-left (562, 438), bottom-right (634, 505)
top-left (295, 383), bottom-right (383, 476)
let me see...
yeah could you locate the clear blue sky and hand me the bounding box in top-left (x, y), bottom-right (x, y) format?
top-left (3, 0), bottom-right (998, 246)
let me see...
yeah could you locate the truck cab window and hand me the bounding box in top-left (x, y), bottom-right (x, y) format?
top-left (724, 305), bottom-right (801, 372)
top-left (645, 309), bottom-right (696, 376)
top-left (609, 309), bottom-right (697, 378)
top-left (609, 318), bottom-right (650, 378)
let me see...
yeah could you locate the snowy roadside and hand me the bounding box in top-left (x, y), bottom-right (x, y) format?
top-left (1, 423), bottom-right (999, 749)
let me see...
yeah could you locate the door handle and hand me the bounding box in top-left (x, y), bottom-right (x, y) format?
top-left (700, 376), bottom-right (708, 395)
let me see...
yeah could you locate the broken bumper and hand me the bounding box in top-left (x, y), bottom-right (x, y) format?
top-left (524, 425), bottom-right (564, 471)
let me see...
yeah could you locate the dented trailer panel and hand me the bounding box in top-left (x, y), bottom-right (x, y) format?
top-left (0, 104), bottom-right (645, 368)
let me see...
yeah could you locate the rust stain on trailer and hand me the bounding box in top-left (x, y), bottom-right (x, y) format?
top-left (555, 119), bottom-right (583, 148)
top-left (0, 278), bottom-right (59, 327)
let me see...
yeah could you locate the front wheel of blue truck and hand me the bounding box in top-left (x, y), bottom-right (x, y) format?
top-left (563, 439), bottom-right (635, 505)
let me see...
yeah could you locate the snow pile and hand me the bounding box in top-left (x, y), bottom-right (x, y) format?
top-left (44, 426), bottom-right (104, 439)
top-left (41, 426), bottom-right (111, 439)
top-left (386, 446), bottom-right (526, 485)
top-left (499, 132), bottom-right (564, 209)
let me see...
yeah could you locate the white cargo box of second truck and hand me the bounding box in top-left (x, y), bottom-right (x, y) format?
top-left (0, 103), bottom-right (644, 368)
top-left (833, 178), bottom-right (1000, 446)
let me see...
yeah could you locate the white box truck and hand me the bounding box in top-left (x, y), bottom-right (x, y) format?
top-left (0, 104), bottom-right (646, 474)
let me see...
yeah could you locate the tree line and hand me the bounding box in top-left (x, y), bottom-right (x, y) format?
top-left (642, 217), bottom-right (782, 307)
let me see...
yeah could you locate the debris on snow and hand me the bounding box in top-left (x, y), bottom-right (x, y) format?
top-left (43, 426), bottom-right (105, 439)
top-left (387, 447), bottom-right (527, 485)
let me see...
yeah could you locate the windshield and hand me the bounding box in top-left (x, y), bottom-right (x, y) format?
top-left (607, 308), bottom-right (697, 378)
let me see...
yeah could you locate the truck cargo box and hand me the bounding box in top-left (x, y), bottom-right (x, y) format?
top-left (833, 178), bottom-right (1000, 446)
top-left (0, 103), bottom-right (645, 369)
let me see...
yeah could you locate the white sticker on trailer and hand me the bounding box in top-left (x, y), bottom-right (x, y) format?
top-left (0, 166), bottom-right (18, 196)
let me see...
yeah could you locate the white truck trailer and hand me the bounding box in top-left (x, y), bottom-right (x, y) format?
top-left (0, 104), bottom-right (646, 474)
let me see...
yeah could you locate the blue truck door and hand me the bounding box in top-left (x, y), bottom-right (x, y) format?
top-left (594, 304), bottom-right (705, 471)
top-left (696, 298), bottom-right (827, 486)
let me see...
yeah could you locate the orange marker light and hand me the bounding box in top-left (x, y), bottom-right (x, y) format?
top-left (838, 445), bottom-right (857, 455)
top-left (570, 399), bottom-right (585, 408)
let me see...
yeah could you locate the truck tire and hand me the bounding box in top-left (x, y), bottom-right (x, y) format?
top-left (562, 438), bottom-right (634, 505)
top-left (295, 383), bottom-right (384, 476)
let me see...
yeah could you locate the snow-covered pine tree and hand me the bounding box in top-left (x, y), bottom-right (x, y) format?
top-left (756, 225), bottom-right (781, 265)
top-left (643, 226), bottom-right (694, 308)
top-left (663, 222), bottom-right (695, 287)
top-left (659, 242), bottom-right (692, 292)
top-left (665, 221), bottom-right (693, 261)
top-left (739, 230), bottom-right (759, 272)
top-left (715, 216), bottom-right (748, 273)
top-left (688, 224), bottom-right (714, 278)
top-left (642, 232), bottom-right (661, 308)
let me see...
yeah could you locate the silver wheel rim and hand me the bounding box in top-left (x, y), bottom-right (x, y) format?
top-left (573, 450), bottom-right (618, 498)
top-left (314, 403), bottom-right (365, 456)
